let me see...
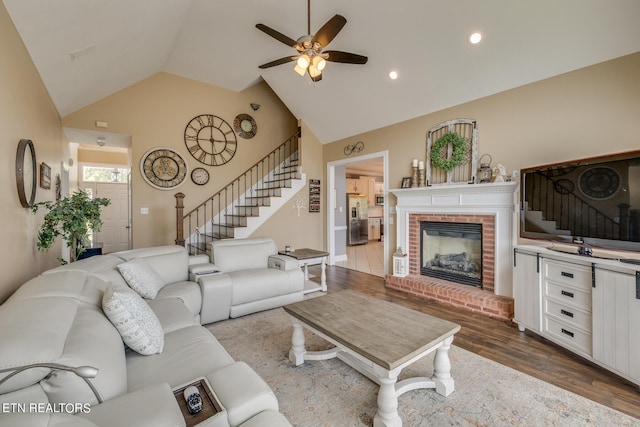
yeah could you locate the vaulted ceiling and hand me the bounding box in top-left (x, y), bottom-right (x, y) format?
top-left (4, 0), bottom-right (640, 144)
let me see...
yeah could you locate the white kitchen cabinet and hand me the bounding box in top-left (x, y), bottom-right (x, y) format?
top-left (368, 218), bottom-right (381, 240)
top-left (346, 179), bottom-right (364, 194)
top-left (592, 268), bottom-right (640, 384)
top-left (375, 182), bottom-right (384, 195)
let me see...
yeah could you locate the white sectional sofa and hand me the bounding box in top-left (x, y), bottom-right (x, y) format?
top-left (0, 243), bottom-right (293, 427)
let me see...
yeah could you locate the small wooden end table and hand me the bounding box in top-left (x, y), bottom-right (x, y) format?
top-left (284, 290), bottom-right (461, 427)
top-left (278, 248), bottom-right (329, 293)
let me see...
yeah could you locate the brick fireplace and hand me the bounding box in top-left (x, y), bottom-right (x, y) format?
top-left (387, 182), bottom-right (519, 320)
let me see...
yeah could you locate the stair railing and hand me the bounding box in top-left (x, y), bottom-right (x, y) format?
top-left (175, 129), bottom-right (300, 254)
top-left (524, 172), bottom-right (623, 240)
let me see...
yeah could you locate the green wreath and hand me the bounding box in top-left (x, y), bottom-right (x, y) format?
top-left (430, 132), bottom-right (467, 171)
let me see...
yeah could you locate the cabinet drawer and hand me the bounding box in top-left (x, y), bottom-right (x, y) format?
top-left (544, 316), bottom-right (592, 355)
top-left (544, 299), bottom-right (592, 331)
top-left (545, 281), bottom-right (592, 311)
top-left (543, 260), bottom-right (591, 290)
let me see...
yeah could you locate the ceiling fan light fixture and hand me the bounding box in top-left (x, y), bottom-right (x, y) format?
top-left (296, 54), bottom-right (310, 69)
top-left (294, 63), bottom-right (307, 76)
top-left (308, 64), bottom-right (321, 78)
top-left (312, 55), bottom-right (326, 71)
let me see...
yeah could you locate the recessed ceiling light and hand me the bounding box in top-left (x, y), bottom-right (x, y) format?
top-left (389, 70), bottom-right (398, 80)
top-left (469, 32), bottom-right (482, 44)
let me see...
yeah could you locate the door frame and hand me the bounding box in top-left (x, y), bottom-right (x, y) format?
top-left (326, 150), bottom-right (389, 274)
top-left (78, 162), bottom-right (132, 253)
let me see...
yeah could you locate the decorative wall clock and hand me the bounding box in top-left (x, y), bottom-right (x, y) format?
top-left (233, 113), bottom-right (258, 139)
top-left (140, 147), bottom-right (188, 190)
top-left (191, 167), bottom-right (210, 185)
top-left (15, 139), bottom-right (37, 208)
top-left (184, 114), bottom-right (237, 166)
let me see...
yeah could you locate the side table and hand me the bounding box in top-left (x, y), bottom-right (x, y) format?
top-left (278, 248), bottom-right (329, 294)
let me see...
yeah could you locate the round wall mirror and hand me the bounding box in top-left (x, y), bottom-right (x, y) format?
top-left (16, 139), bottom-right (37, 208)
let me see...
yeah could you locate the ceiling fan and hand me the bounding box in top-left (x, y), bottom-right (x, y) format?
top-left (256, 0), bottom-right (368, 82)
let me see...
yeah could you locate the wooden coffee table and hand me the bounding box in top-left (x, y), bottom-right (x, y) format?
top-left (283, 290), bottom-right (461, 427)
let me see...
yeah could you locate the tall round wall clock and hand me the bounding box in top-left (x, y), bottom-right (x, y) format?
top-left (140, 147), bottom-right (188, 190)
top-left (16, 139), bottom-right (37, 208)
top-left (184, 114), bottom-right (237, 166)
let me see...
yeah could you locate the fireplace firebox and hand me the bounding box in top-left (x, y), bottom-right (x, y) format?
top-left (420, 221), bottom-right (482, 287)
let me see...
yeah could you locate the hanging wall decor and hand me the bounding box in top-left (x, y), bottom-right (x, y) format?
top-left (40, 162), bottom-right (51, 189)
top-left (344, 141), bottom-right (364, 155)
top-left (308, 179), bottom-right (320, 212)
top-left (426, 119), bottom-right (478, 185)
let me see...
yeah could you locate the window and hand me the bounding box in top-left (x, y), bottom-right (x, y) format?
top-left (83, 166), bottom-right (129, 183)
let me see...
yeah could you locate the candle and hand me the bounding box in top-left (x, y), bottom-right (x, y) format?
top-left (412, 158), bottom-right (418, 167)
top-left (418, 160), bottom-right (424, 170)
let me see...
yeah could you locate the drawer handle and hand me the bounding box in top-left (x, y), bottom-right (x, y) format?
top-left (561, 328), bottom-right (574, 338)
top-left (561, 290), bottom-right (574, 298)
top-left (561, 271), bottom-right (574, 279)
top-left (561, 309), bottom-right (574, 318)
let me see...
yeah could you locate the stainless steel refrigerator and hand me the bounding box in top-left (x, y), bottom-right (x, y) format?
top-left (347, 194), bottom-right (368, 245)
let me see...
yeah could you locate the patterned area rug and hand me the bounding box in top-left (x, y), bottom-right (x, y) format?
top-left (207, 307), bottom-right (639, 427)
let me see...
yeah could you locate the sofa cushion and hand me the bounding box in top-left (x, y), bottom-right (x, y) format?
top-left (125, 325), bottom-right (234, 392)
top-left (154, 281), bottom-right (202, 318)
top-left (114, 246), bottom-right (190, 285)
top-left (210, 238), bottom-right (277, 273)
top-left (146, 298), bottom-right (197, 333)
top-left (102, 284), bottom-right (164, 355)
top-left (0, 273), bottom-right (127, 404)
top-left (230, 269), bottom-right (298, 305)
top-left (117, 258), bottom-right (165, 299)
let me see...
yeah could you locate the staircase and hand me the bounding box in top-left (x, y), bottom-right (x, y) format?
top-left (175, 130), bottom-right (305, 255)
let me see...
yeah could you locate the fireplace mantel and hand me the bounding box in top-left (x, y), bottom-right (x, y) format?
top-left (390, 181), bottom-right (519, 298)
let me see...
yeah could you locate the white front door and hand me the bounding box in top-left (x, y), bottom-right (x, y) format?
top-left (94, 182), bottom-right (130, 253)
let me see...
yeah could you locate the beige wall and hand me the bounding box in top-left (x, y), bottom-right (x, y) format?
top-left (323, 52), bottom-right (640, 263)
top-left (78, 148), bottom-right (128, 166)
top-left (63, 73), bottom-right (299, 248)
top-left (0, 3), bottom-right (67, 302)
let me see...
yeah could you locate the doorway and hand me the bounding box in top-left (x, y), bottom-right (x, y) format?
top-left (66, 128), bottom-right (132, 255)
top-left (326, 150), bottom-right (388, 276)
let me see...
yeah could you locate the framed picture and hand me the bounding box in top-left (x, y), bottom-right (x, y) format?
top-left (40, 162), bottom-right (51, 190)
top-left (401, 177), bottom-right (412, 188)
top-left (308, 179), bottom-right (320, 213)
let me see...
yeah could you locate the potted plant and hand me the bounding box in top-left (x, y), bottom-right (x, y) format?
top-left (32, 190), bottom-right (111, 262)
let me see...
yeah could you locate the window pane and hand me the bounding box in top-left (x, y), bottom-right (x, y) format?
top-left (83, 166), bottom-right (129, 183)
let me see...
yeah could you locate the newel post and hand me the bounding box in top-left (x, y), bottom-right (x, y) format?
top-left (175, 192), bottom-right (185, 247)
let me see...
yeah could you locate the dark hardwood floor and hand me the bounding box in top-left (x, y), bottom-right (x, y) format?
top-left (308, 265), bottom-right (640, 419)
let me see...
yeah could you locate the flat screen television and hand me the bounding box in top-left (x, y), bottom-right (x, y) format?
top-left (520, 150), bottom-right (640, 253)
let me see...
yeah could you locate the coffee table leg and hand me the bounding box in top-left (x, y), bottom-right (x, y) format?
top-left (374, 373), bottom-right (402, 427)
top-left (432, 335), bottom-right (455, 396)
top-left (303, 262), bottom-right (310, 282)
top-left (320, 257), bottom-right (327, 292)
top-left (289, 319), bottom-right (306, 366)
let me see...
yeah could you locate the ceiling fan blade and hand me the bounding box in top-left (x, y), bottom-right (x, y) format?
top-left (255, 24), bottom-right (298, 48)
top-left (258, 57), bottom-right (295, 69)
top-left (324, 51), bottom-right (368, 64)
top-left (311, 14), bottom-right (347, 47)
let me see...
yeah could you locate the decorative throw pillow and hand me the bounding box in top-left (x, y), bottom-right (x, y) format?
top-left (117, 258), bottom-right (165, 299)
top-left (102, 283), bottom-right (164, 355)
